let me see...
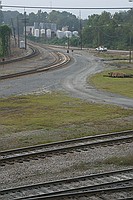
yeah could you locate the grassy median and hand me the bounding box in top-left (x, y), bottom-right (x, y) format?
top-left (0, 92), bottom-right (133, 150)
top-left (89, 69), bottom-right (133, 98)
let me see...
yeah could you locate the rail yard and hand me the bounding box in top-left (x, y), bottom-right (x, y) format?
top-left (0, 43), bottom-right (133, 199)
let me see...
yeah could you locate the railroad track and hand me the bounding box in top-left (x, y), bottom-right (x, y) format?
top-left (0, 44), bottom-right (40, 66)
top-left (0, 44), bottom-right (70, 80)
top-left (0, 130), bottom-right (133, 166)
top-left (0, 168), bottom-right (133, 199)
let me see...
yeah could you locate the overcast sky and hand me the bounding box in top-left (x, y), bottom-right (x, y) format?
top-left (1, 0), bottom-right (133, 19)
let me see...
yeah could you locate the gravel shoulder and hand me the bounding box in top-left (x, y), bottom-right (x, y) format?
top-left (0, 142), bottom-right (132, 190)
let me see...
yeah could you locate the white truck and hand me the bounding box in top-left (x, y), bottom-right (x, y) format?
top-left (96, 46), bottom-right (107, 52)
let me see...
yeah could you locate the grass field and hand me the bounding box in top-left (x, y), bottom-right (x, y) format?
top-left (0, 92), bottom-right (133, 150)
top-left (89, 68), bottom-right (133, 98)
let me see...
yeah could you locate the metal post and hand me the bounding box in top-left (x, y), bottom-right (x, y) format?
top-left (17, 16), bottom-right (20, 48)
top-left (79, 10), bottom-right (82, 50)
top-left (129, 34), bottom-right (132, 63)
top-left (129, 0), bottom-right (133, 62)
top-left (67, 36), bottom-right (69, 53)
top-left (11, 18), bottom-right (17, 47)
top-left (24, 11), bottom-right (27, 50)
top-left (97, 28), bottom-right (100, 46)
top-left (0, 1), bottom-right (2, 9)
top-left (79, 18), bottom-right (82, 50)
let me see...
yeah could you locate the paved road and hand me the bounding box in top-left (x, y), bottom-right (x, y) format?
top-left (0, 48), bottom-right (133, 109)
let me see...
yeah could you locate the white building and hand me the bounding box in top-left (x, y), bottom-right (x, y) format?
top-left (64, 31), bottom-right (72, 38)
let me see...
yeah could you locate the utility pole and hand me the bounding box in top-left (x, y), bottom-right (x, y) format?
top-left (67, 36), bottom-right (70, 50)
top-left (128, 1), bottom-right (133, 62)
top-left (11, 18), bottom-right (17, 47)
top-left (21, 11), bottom-right (29, 50)
top-left (79, 19), bottom-right (82, 50)
top-left (129, 34), bottom-right (132, 63)
top-left (129, 0), bottom-right (133, 63)
top-left (97, 28), bottom-right (100, 46)
top-left (17, 16), bottom-right (20, 48)
top-left (0, 1), bottom-right (2, 9)
top-left (0, 1), bottom-right (3, 25)
top-left (24, 11), bottom-right (27, 50)
top-left (79, 10), bottom-right (82, 50)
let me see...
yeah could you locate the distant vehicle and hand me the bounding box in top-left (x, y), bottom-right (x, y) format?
top-left (96, 46), bottom-right (107, 52)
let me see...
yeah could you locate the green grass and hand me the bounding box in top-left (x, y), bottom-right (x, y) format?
top-left (0, 92), bottom-right (133, 135)
top-left (95, 51), bottom-right (130, 61)
top-left (89, 69), bottom-right (133, 98)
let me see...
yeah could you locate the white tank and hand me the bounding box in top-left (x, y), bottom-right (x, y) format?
top-left (73, 31), bottom-right (79, 37)
top-left (56, 30), bottom-right (65, 39)
top-left (65, 31), bottom-right (72, 38)
top-left (31, 27), bottom-right (35, 36)
top-left (34, 29), bottom-right (39, 37)
top-left (46, 29), bottom-right (51, 38)
top-left (40, 29), bottom-right (45, 37)
top-left (62, 26), bottom-right (68, 32)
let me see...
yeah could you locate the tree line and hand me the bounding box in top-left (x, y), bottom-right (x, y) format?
top-left (82, 10), bottom-right (133, 50)
top-left (0, 9), bottom-right (133, 50)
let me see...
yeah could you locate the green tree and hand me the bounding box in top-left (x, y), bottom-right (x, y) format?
top-left (29, 10), bottom-right (48, 25)
top-left (82, 10), bottom-right (133, 50)
top-left (48, 10), bottom-right (79, 31)
top-left (0, 25), bottom-right (12, 57)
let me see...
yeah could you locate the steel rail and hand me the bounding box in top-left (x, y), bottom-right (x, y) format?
top-left (0, 44), bottom-right (40, 65)
top-left (0, 51), bottom-right (70, 80)
top-left (14, 180), bottom-right (133, 199)
top-left (0, 168), bottom-right (133, 200)
top-left (0, 130), bottom-right (133, 166)
top-left (118, 198), bottom-right (133, 200)
top-left (0, 45), bottom-right (70, 80)
top-left (1, 135), bottom-right (133, 162)
top-left (0, 129), bottom-right (132, 155)
top-left (14, 182), bottom-right (133, 200)
top-left (22, 186), bottom-right (133, 200)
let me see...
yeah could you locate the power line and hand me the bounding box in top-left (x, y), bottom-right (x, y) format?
top-left (1, 4), bottom-right (133, 10)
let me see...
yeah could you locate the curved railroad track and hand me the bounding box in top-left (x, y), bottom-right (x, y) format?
top-left (0, 130), bottom-right (133, 166)
top-left (0, 168), bottom-right (133, 199)
top-left (0, 43), bottom-right (70, 80)
top-left (0, 44), bottom-right (40, 65)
